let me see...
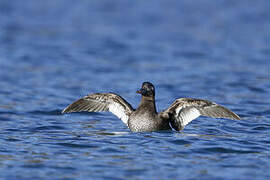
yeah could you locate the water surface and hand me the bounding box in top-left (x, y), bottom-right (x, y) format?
top-left (0, 0), bottom-right (270, 179)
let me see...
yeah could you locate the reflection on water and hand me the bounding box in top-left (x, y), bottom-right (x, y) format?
top-left (95, 131), bottom-right (130, 136)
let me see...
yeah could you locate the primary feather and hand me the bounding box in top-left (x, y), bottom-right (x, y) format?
top-left (62, 93), bottom-right (134, 125)
top-left (161, 98), bottom-right (240, 131)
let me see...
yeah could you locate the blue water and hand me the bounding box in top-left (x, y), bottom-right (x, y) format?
top-left (1, 0), bottom-right (270, 179)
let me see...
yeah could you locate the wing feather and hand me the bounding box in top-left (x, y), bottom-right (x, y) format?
top-left (162, 98), bottom-right (240, 131)
top-left (62, 93), bottom-right (134, 125)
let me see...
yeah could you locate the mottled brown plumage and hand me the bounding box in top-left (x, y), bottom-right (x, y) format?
top-left (62, 93), bottom-right (133, 125)
top-left (62, 82), bottom-right (240, 132)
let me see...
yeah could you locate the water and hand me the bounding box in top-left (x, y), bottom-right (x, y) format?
top-left (0, 0), bottom-right (270, 179)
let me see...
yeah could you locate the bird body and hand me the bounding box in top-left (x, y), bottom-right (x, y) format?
top-left (128, 97), bottom-right (171, 132)
top-left (62, 82), bottom-right (240, 132)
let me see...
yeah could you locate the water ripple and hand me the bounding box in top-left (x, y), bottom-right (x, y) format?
top-left (194, 147), bottom-right (259, 154)
top-left (55, 143), bottom-right (99, 149)
top-left (0, 0), bottom-right (270, 179)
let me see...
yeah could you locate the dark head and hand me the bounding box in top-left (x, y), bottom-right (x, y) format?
top-left (136, 82), bottom-right (155, 97)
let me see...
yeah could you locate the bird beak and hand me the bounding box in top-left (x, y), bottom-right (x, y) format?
top-left (137, 88), bottom-right (147, 95)
top-left (136, 89), bottom-right (142, 94)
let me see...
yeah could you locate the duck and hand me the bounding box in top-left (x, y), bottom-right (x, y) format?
top-left (62, 82), bottom-right (240, 132)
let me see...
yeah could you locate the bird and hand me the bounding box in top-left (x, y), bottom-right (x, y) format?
top-left (62, 82), bottom-right (240, 132)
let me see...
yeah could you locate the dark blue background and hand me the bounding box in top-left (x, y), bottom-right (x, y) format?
top-left (0, 1), bottom-right (270, 179)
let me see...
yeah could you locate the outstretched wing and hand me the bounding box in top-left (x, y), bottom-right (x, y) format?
top-left (62, 93), bottom-right (134, 125)
top-left (161, 98), bottom-right (240, 131)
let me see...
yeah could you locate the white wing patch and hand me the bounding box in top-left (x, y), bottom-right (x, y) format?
top-left (178, 107), bottom-right (201, 127)
top-left (62, 93), bottom-right (134, 126)
top-left (164, 97), bottom-right (240, 131)
top-left (109, 102), bottom-right (129, 125)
